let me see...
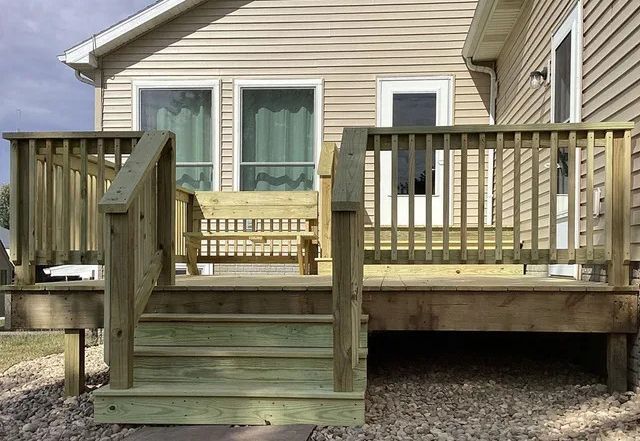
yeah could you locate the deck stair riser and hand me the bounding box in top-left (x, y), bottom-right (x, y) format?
top-left (95, 313), bottom-right (368, 426)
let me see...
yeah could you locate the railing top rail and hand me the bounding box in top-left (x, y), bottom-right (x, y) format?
top-left (99, 131), bottom-right (174, 214)
top-left (367, 122), bottom-right (634, 136)
top-left (332, 127), bottom-right (368, 212)
top-left (2, 131), bottom-right (145, 140)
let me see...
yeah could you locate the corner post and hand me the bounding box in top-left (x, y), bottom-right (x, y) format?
top-left (12, 139), bottom-right (35, 285)
top-left (606, 130), bottom-right (631, 287)
top-left (157, 135), bottom-right (176, 286)
top-left (332, 128), bottom-right (367, 392)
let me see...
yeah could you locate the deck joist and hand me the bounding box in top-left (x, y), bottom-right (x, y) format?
top-left (3, 275), bottom-right (637, 333)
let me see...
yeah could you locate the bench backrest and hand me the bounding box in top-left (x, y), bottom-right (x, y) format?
top-left (193, 191), bottom-right (318, 221)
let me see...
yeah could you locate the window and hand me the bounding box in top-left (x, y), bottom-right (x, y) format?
top-left (135, 81), bottom-right (219, 191)
top-left (235, 80), bottom-right (322, 191)
top-left (392, 93), bottom-right (437, 195)
top-left (551, 3), bottom-right (582, 195)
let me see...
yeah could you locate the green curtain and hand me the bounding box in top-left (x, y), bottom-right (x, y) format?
top-left (241, 89), bottom-right (314, 191)
top-left (140, 89), bottom-right (212, 190)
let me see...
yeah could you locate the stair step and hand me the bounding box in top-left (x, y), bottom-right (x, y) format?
top-left (94, 384), bottom-right (365, 426)
top-left (135, 314), bottom-right (368, 348)
top-left (133, 346), bottom-right (367, 389)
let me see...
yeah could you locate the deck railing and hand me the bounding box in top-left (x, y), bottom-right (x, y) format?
top-left (3, 132), bottom-right (144, 284)
top-left (98, 131), bottom-right (176, 389)
top-left (330, 123), bottom-right (633, 391)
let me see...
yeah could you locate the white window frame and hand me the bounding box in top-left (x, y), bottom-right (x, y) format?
top-left (549, 2), bottom-right (582, 278)
top-left (233, 78), bottom-right (324, 191)
top-left (376, 75), bottom-right (455, 226)
top-left (132, 78), bottom-right (221, 191)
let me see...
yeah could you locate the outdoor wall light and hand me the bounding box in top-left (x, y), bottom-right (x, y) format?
top-left (529, 66), bottom-right (548, 90)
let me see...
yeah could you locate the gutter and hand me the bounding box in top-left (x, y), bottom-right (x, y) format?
top-left (464, 56), bottom-right (496, 225)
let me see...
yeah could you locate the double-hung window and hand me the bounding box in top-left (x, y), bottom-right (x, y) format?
top-left (135, 80), bottom-right (219, 190)
top-left (235, 80), bottom-right (322, 191)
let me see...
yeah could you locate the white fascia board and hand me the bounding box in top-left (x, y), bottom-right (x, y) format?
top-left (462, 0), bottom-right (496, 59)
top-left (59, 0), bottom-right (207, 67)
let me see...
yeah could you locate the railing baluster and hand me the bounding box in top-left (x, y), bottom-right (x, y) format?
top-left (80, 139), bottom-right (88, 258)
top-left (114, 138), bottom-right (122, 172)
top-left (460, 134), bottom-right (468, 262)
top-left (443, 134), bottom-right (450, 262)
top-left (28, 140), bottom-right (37, 264)
top-left (586, 131), bottom-right (594, 262)
top-left (495, 133), bottom-right (504, 262)
top-left (62, 139), bottom-right (71, 262)
top-left (408, 134), bottom-right (416, 261)
top-left (391, 135), bottom-right (398, 262)
top-left (531, 133), bottom-right (540, 262)
top-left (374, 135), bottom-right (381, 262)
top-left (549, 132), bottom-right (558, 262)
top-left (9, 140), bottom-right (20, 264)
top-left (425, 134), bottom-right (433, 262)
top-left (568, 131), bottom-right (577, 263)
top-left (45, 139), bottom-right (54, 261)
top-left (478, 133), bottom-right (485, 262)
top-left (513, 132), bottom-right (521, 262)
top-left (97, 139), bottom-right (105, 261)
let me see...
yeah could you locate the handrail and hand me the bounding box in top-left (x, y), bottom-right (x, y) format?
top-left (367, 122), bottom-right (635, 135)
top-left (99, 131), bottom-right (173, 213)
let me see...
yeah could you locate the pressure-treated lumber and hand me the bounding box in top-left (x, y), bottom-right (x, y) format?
top-left (64, 329), bottom-right (85, 397)
top-left (607, 334), bottom-right (628, 392)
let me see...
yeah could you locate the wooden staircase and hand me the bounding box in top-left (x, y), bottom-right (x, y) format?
top-left (94, 313), bottom-right (368, 425)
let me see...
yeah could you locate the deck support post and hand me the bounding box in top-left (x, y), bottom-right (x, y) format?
top-left (64, 329), bottom-right (85, 396)
top-left (607, 333), bottom-right (628, 392)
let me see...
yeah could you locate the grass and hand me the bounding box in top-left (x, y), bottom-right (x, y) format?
top-left (0, 331), bottom-right (64, 373)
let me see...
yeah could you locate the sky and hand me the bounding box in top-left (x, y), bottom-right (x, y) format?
top-left (0, 0), bottom-right (151, 184)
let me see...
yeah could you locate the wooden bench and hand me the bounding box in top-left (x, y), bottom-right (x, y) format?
top-left (184, 191), bottom-right (319, 275)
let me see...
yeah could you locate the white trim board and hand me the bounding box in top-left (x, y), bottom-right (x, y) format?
top-left (232, 78), bottom-right (324, 191)
top-left (59, 0), bottom-right (208, 70)
top-left (132, 78), bottom-right (221, 191)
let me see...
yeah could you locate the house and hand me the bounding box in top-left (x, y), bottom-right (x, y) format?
top-left (1, 0), bottom-right (637, 427)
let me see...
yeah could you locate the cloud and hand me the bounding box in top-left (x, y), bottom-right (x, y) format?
top-left (0, 0), bottom-right (151, 184)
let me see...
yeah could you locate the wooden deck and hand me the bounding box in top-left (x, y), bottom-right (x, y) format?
top-left (4, 274), bottom-right (637, 334)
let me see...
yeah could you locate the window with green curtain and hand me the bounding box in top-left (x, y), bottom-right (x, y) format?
top-left (140, 89), bottom-right (213, 190)
top-left (241, 88), bottom-right (315, 191)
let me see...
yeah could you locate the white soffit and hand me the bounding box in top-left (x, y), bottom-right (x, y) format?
top-left (58, 0), bottom-right (208, 70)
top-left (463, 0), bottom-right (527, 61)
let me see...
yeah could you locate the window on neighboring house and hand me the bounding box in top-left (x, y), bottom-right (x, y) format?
top-left (240, 88), bottom-right (316, 191)
top-left (139, 88), bottom-right (214, 190)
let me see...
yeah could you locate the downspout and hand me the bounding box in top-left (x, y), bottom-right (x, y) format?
top-left (465, 56), bottom-right (496, 225)
top-left (74, 69), bottom-right (95, 86)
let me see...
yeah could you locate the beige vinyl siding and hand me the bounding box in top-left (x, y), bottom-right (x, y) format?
top-left (99, 0), bottom-right (490, 224)
top-left (582, 0), bottom-right (640, 260)
top-left (495, 0), bottom-right (579, 251)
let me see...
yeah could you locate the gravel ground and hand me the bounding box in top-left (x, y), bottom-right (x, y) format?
top-left (2, 340), bottom-right (640, 440)
top-left (313, 353), bottom-right (640, 441)
top-left (0, 346), bottom-right (139, 441)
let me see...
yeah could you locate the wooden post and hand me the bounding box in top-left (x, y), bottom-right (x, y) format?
top-left (606, 131), bottom-right (631, 287)
top-left (331, 127), bottom-right (366, 393)
top-left (317, 142), bottom-right (336, 259)
top-left (607, 333), bottom-right (628, 392)
top-left (64, 329), bottom-right (85, 396)
top-left (107, 212), bottom-right (135, 389)
top-left (13, 140), bottom-right (35, 285)
top-left (157, 136), bottom-right (176, 286)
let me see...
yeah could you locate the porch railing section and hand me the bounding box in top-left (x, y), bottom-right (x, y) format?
top-left (3, 132), bottom-right (143, 284)
top-left (331, 123), bottom-right (633, 391)
top-left (98, 131), bottom-right (176, 389)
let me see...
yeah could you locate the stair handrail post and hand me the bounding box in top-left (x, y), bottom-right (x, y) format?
top-left (318, 141), bottom-right (338, 258)
top-left (99, 130), bottom-right (176, 390)
top-left (331, 127), bottom-right (368, 392)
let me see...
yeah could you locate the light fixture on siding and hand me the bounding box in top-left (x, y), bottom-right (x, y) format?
top-left (529, 66), bottom-right (548, 90)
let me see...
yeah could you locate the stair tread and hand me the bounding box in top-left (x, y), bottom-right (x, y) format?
top-left (139, 313), bottom-right (369, 323)
top-left (134, 345), bottom-right (368, 358)
top-left (94, 383), bottom-right (365, 400)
